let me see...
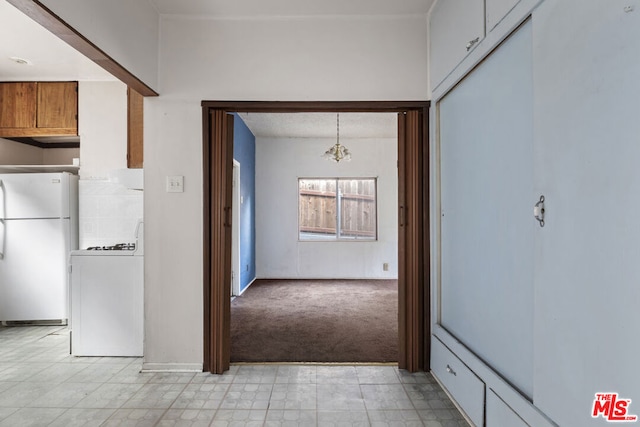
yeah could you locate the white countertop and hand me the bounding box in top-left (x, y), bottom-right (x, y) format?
top-left (0, 165), bottom-right (79, 174)
top-left (71, 249), bottom-right (142, 257)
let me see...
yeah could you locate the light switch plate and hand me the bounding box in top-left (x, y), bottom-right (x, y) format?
top-left (166, 176), bottom-right (184, 193)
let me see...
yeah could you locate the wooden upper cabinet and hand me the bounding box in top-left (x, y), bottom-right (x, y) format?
top-left (0, 82), bottom-right (36, 129)
top-left (37, 82), bottom-right (78, 130)
top-left (0, 81), bottom-right (78, 137)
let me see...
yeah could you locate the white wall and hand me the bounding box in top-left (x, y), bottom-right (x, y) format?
top-left (0, 138), bottom-right (42, 164)
top-left (76, 80), bottom-right (140, 250)
top-left (39, 0), bottom-right (159, 91)
top-left (32, 2), bottom-right (428, 370)
top-left (0, 138), bottom-right (78, 165)
top-left (42, 148), bottom-right (79, 165)
top-left (78, 81), bottom-right (128, 179)
top-left (157, 16), bottom-right (428, 100)
top-left (256, 136), bottom-right (398, 279)
top-left (141, 14), bottom-right (428, 369)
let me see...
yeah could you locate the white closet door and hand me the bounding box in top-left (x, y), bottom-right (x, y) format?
top-left (438, 20), bottom-right (534, 398)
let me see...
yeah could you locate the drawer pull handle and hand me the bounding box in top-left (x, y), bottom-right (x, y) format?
top-left (446, 364), bottom-right (457, 376)
top-left (466, 37), bottom-right (480, 51)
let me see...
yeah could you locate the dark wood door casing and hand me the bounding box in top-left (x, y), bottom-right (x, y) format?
top-left (203, 110), bottom-right (234, 374)
top-left (127, 87), bottom-right (144, 168)
top-left (397, 110), bottom-right (428, 371)
top-left (202, 101), bottom-right (430, 374)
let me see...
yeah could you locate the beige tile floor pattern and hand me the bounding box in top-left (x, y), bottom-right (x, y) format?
top-left (0, 326), bottom-right (468, 426)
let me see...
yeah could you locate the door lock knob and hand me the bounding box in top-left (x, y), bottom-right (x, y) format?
top-left (534, 195), bottom-right (545, 227)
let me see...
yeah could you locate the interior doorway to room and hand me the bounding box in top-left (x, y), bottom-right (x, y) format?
top-left (229, 112), bottom-right (398, 364)
top-left (202, 101), bottom-right (429, 375)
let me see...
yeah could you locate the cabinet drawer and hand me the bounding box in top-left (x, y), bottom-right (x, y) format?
top-left (431, 337), bottom-right (485, 426)
top-left (487, 389), bottom-right (529, 426)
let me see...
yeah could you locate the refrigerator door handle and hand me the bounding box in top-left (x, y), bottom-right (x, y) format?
top-left (0, 180), bottom-right (5, 258)
top-left (0, 218), bottom-right (4, 259)
top-left (0, 179), bottom-right (5, 220)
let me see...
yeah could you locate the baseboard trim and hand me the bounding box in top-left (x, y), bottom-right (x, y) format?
top-left (237, 277), bottom-right (257, 297)
top-left (254, 277), bottom-right (399, 281)
top-left (232, 361), bottom-right (398, 366)
top-left (141, 362), bottom-right (203, 373)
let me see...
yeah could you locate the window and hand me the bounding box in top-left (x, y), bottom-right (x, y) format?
top-left (298, 178), bottom-right (377, 241)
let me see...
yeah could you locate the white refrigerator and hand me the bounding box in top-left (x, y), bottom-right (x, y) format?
top-left (0, 172), bottom-right (78, 323)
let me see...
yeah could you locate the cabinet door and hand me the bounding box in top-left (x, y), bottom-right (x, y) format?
top-left (430, 0), bottom-right (485, 89)
top-left (0, 82), bottom-right (36, 128)
top-left (486, 390), bottom-right (529, 427)
top-left (37, 81), bottom-right (78, 130)
top-left (438, 20), bottom-right (534, 398)
top-left (486, 0), bottom-right (520, 32)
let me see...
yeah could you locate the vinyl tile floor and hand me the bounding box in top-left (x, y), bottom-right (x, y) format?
top-left (0, 326), bottom-right (469, 427)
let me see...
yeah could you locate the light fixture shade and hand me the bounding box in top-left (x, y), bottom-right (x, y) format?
top-left (322, 146), bottom-right (337, 160)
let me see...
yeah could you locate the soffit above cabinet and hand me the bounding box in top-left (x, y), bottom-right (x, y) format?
top-left (0, 1), bottom-right (115, 82)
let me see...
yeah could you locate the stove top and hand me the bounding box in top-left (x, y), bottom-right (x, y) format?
top-left (86, 243), bottom-right (136, 251)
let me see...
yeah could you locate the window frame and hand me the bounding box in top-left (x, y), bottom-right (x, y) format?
top-left (297, 177), bottom-right (378, 242)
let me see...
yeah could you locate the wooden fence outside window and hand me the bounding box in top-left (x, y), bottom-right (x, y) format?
top-left (298, 178), bottom-right (377, 240)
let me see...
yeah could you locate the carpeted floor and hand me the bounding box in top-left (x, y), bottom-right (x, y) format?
top-left (230, 279), bottom-right (398, 363)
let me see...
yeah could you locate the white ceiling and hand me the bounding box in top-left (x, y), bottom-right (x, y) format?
top-left (1, 0), bottom-right (421, 139)
top-left (238, 112), bottom-right (397, 139)
top-left (0, 0), bottom-right (115, 82)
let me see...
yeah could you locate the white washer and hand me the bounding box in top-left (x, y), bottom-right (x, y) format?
top-left (69, 225), bottom-right (143, 357)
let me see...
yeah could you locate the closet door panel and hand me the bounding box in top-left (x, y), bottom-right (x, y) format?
top-left (438, 20), bottom-right (534, 398)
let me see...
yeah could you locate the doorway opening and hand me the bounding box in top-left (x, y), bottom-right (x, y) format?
top-left (202, 101), bottom-right (429, 374)
top-left (230, 112), bottom-right (397, 363)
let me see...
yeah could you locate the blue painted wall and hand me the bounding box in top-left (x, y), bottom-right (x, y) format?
top-left (233, 114), bottom-right (256, 293)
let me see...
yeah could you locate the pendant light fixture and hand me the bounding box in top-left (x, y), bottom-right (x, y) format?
top-left (322, 113), bottom-right (351, 162)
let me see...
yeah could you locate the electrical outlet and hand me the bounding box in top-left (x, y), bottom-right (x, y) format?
top-left (383, 263), bottom-right (389, 271)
